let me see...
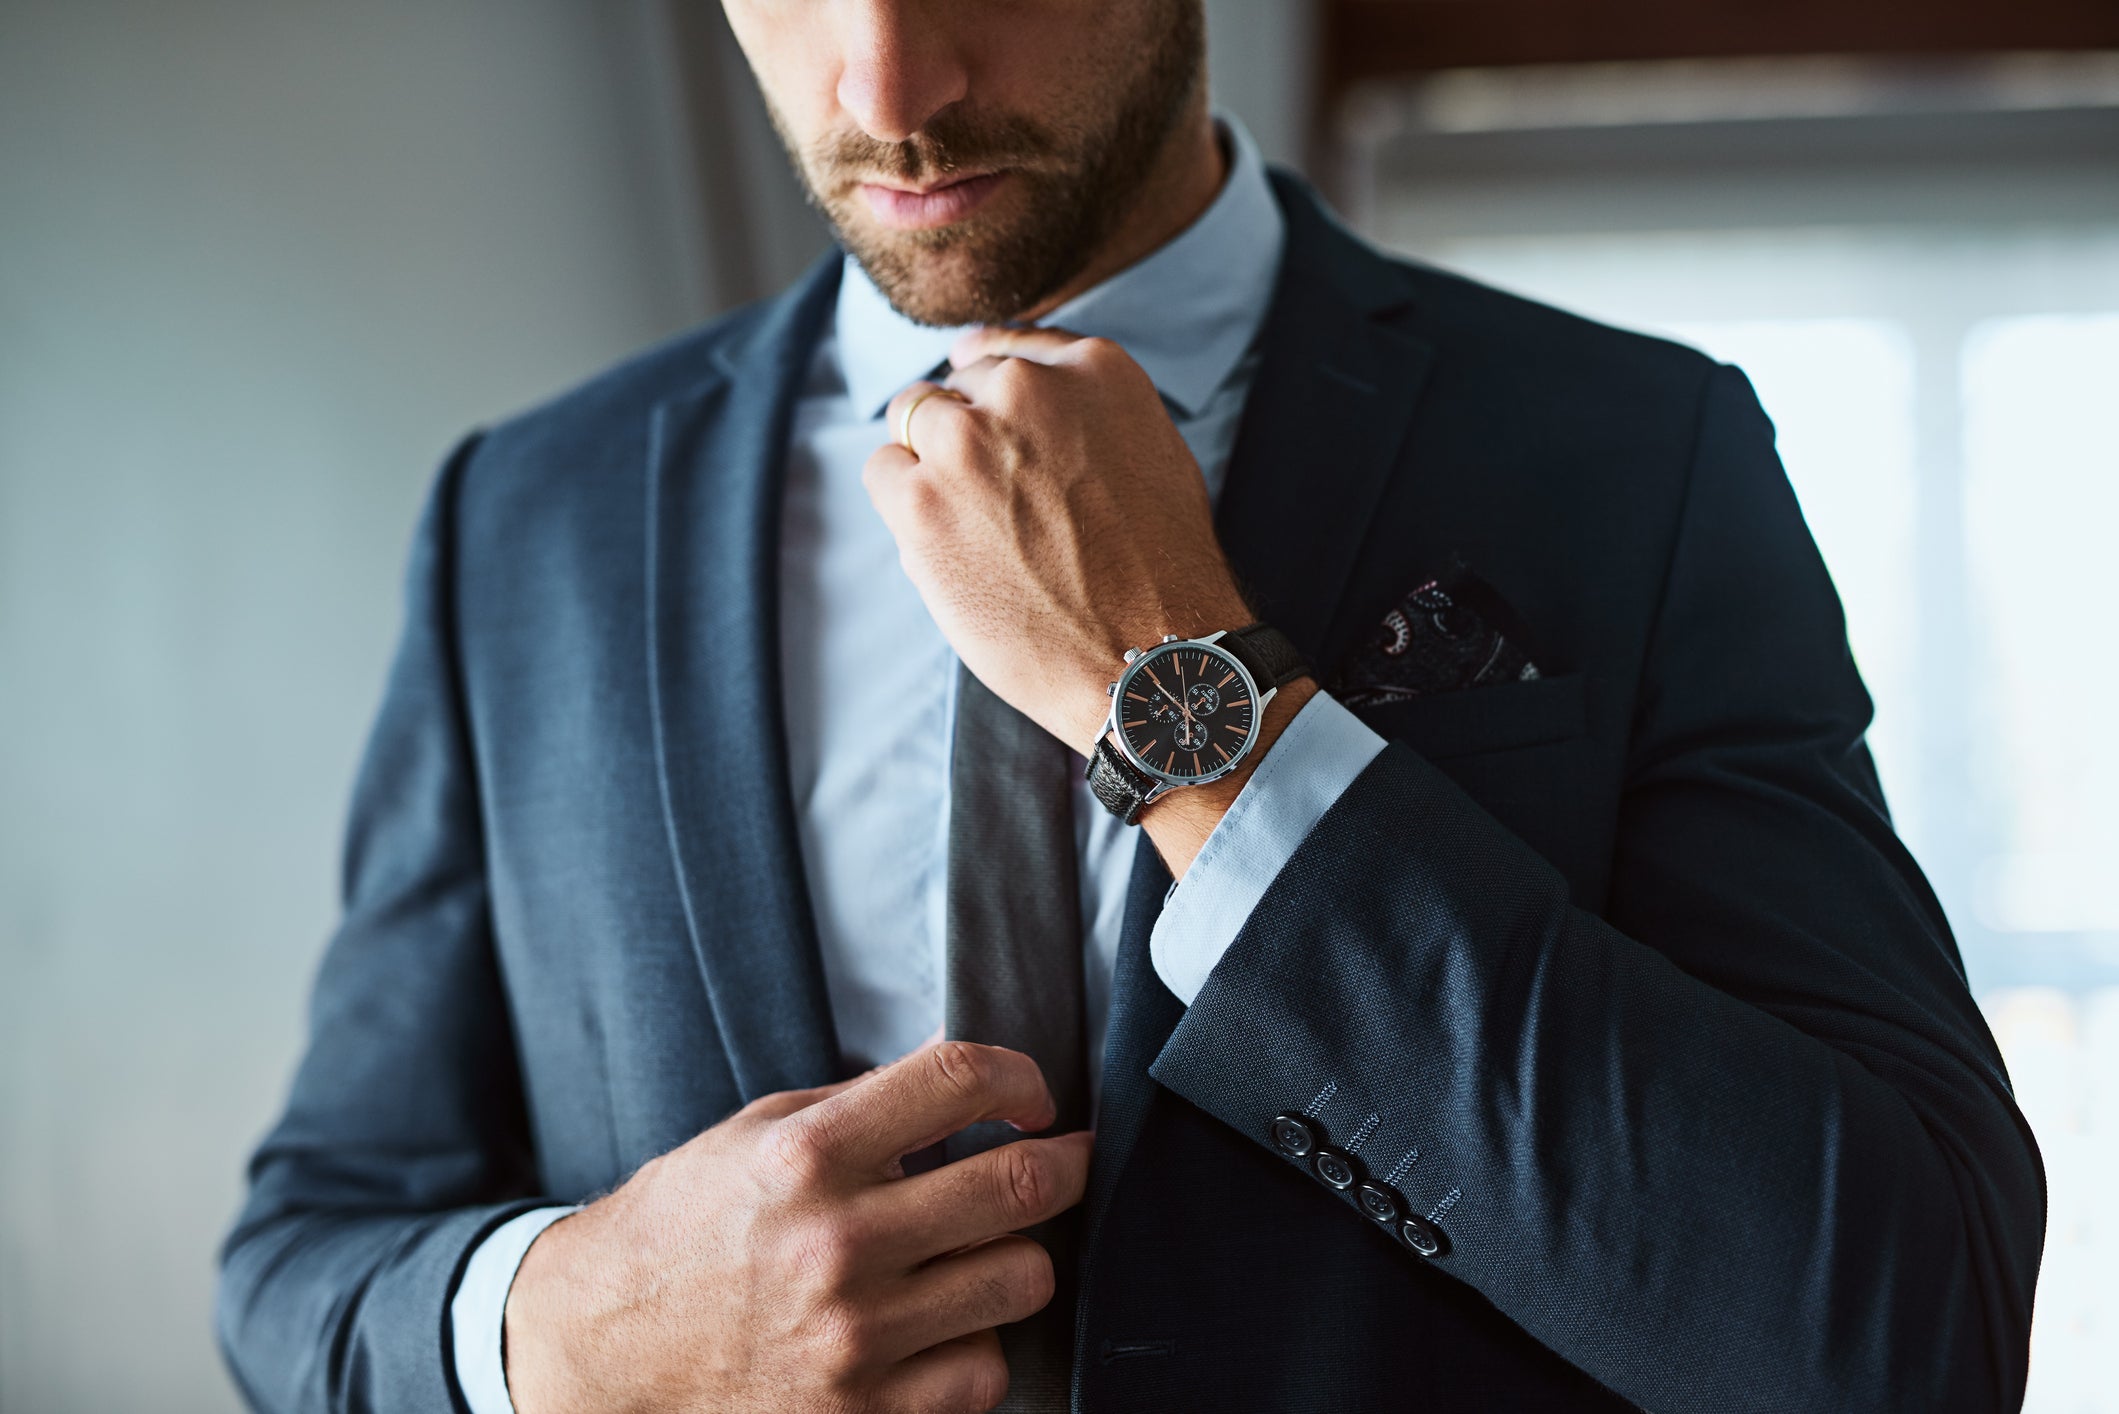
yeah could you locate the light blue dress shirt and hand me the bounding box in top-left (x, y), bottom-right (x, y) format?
top-left (450, 115), bottom-right (1387, 1414)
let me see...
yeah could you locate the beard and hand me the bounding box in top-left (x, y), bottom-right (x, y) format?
top-left (767, 2), bottom-right (1205, 327)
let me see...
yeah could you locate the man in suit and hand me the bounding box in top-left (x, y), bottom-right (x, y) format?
top-left (217, 3), bottom-right (2045, 1411)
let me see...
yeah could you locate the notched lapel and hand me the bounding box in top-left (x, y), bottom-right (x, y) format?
top-left (1216, 173), bottom-right (1437, 680)
top-left (646, 258), bottom-right (843, 1101)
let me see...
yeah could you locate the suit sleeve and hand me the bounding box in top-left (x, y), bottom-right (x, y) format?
top-left (1148, 365), bottom-right (2045, 1413)
top-left (216, 435), bottom-right (548, 1414)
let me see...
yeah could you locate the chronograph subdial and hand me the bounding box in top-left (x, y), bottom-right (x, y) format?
top-left (1113, 642), bottom-right (1259, 784)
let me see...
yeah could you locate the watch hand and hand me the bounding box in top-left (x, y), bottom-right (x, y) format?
top-left (1146, 668), bottom-right (1185, 717)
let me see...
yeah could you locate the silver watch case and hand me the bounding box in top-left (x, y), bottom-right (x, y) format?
top-left (1101, 629), bottom-right (1277, 804)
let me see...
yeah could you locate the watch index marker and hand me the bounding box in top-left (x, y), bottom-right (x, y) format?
top-left (1090, 624), bottom-right (1310, 820)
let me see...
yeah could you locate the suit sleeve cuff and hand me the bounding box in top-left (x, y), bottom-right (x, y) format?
top-left (1149, 690), bottom-right (1385, 1004)
top-left (450, 1205), bottom-right (579, 1414)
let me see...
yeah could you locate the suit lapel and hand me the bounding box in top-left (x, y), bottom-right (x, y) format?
top-left (647, 255), bottom-right (845, 1100)
top-left (644, 178), bottom-right (1430, 1126)
top-left (1085, 174), bottom-right (1437, 1234)
top-left (1216, 173), bottom-right (1437, 676)
top-left (1083, 840), bottom-right (1182, 1203)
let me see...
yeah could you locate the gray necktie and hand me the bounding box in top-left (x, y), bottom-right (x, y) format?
top-left (944, 662), bottom-right (1087, 1412)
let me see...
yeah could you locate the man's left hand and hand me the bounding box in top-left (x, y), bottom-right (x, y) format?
top-left (865, 325), bottom-right (1253, 755)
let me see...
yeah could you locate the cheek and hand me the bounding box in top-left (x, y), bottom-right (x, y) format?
top-left (720, 3), bottom-right (843, 150)
top-left (967, 5), bottom-right (1125, 123)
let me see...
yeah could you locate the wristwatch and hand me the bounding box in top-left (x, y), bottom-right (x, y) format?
top-left (1087, 622), bottom-right (1310, 825)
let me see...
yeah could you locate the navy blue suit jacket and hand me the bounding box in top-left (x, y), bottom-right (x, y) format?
top-left (218, 173), bottom-right (2043, 1412)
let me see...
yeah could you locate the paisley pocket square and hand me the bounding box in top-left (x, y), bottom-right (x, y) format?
top-left (1331, 557), bottom-right (1544, 707)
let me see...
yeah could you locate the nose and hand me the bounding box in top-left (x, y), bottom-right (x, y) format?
top-left (835, 1), bottom-right (969, 145)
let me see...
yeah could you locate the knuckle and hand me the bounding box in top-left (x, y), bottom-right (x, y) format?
top-left (928, 1040), bottom-right (992, 1101)
top-left (993, 1145), bottom-right (1049, 1222)
top-left (898, 467), bottom-right (945, 520)
top-left (988, 359), bottom-right (1036, 407)
top-left (809, 1296), bottom-right (876, 1371)
top-left (925, 407), bottom-right (974, 460)
top-left (758, 1117), bottom-right (832, 1188)
top-left (785, 1213), bottom-right (861, 1291)
top-left (1004, 1237), bottom-right (1056, 1312)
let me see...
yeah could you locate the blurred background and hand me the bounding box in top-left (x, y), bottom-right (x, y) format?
top-left (1, 1), bottom-right (2113, 1409)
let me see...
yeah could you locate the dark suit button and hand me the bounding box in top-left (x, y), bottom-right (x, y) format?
top-left (1269, 1113), bottom-right (1318, 1158)
top-left (1311, 1147), bottom-right (1359, 1190)
top-left (1355, 1182), bottom-right (1402, 1224)
top-left (1399, 1215), bottom-right (1448, 1258)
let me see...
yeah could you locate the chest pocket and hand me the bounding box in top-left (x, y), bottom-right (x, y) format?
top-left (1346, 672), bottom-right (1587, 761)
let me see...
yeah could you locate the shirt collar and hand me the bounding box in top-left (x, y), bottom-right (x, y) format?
top-left (835, 112), bottom-right (1286, 422)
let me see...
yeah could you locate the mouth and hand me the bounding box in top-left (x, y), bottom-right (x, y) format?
top-left (857, 170), bottom-right (1009, 231)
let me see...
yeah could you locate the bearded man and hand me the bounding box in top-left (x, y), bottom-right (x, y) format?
top-left (217, 4), bottom-right (2043, 1412)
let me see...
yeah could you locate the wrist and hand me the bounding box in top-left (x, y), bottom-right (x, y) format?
top-left (1136, 674), bottom-right (1317, 878)
top-left (503, 1208), bottom-right (633, 1414)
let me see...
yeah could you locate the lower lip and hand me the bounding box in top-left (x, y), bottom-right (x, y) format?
top-left (859, 171), bottom-right (1008, 230)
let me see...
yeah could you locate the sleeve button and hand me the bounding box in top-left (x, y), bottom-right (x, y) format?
top-left (1311, 1147), bottom-right (1359, 1190)
top-left (1354, 1182), bottom-right (1402, 1225)
top-left (1398, 1215), bottom-right (1448, 1258)
top-left (1269, 1113), bottom-right (1319, 1158)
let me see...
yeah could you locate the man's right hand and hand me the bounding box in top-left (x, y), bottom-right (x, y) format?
top-left (502, 1041), bottom-right (1094, 1414)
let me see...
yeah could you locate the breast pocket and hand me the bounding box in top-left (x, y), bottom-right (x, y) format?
top-left (1347, 672), bottom-right (1588, 761)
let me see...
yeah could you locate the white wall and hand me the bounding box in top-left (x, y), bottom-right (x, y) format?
top-left (0, 4), bottom-right (1309, 1408)
top-left (0, 3), bottom-right (723, 1408)
top-left (1205, 0), bottom-right (1317, 169)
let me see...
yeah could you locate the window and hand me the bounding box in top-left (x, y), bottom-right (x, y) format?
top-left (1343, 57), bottom-right (2119, 1407)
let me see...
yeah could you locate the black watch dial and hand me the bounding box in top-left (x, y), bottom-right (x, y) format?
top-left (1114, 641), bottom-right (1259, 784)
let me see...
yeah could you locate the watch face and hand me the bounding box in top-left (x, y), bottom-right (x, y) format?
top-left (1113, 641), bottom-right (1260, 785)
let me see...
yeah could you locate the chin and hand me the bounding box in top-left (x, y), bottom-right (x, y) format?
top-left (880, 273), bottom-right (1008, 328)
top-left (847, 238), bottom-right (1034, 327)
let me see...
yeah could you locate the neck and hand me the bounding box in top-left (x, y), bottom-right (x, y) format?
top-left (1016, 99), bottom-right (1225, 322)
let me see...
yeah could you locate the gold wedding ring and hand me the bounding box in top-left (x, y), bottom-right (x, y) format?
top-left (897, 386), bottom-right (968, 457)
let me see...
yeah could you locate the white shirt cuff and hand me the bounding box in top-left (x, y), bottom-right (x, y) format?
top-left (450, 1205), bottom-right (579, 1414)
top-left (1149, 691), bottom-right (1386, 1004)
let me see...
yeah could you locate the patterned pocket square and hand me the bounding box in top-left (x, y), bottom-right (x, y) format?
top-left (1331, 557), bottom-right (1543, 707)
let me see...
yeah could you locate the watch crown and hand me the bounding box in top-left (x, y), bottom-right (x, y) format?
top-left (1123, 648), bottom-right (1140, 663)
top-left (1160, 634), bottom-right (1179, 643)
